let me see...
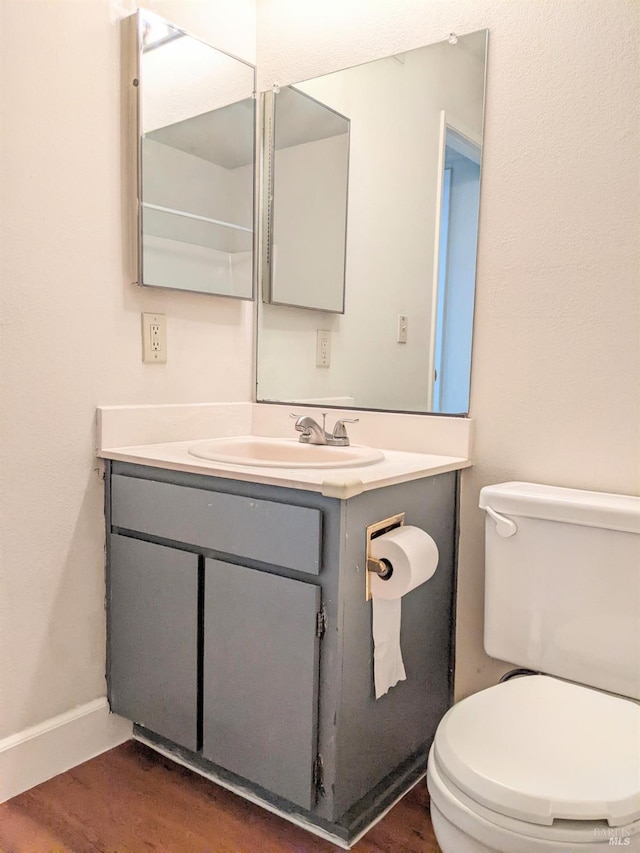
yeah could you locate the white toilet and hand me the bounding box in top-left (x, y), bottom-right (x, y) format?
top-left (427, 481), bottom-right (640, 853)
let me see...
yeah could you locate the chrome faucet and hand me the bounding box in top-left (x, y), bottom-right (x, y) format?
top-left (291, 413), bottom-right (359, 446)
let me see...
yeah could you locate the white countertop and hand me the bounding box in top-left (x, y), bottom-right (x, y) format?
top-left (99, 437), bottom-right (471, 498)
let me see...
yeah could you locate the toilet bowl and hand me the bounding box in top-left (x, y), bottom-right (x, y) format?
top-left (427, 483), bottom-right (640, 853)
top-left (427, 675), bottom-right (640, 852)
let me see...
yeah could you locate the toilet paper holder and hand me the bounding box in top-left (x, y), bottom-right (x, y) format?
top-left (365, 512), bottom-right (405, 601)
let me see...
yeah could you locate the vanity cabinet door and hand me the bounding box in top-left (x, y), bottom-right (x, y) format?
top-left (203, 559), bottom-right (321, 810)
top-left (108, 534), bottom-right (198, 751)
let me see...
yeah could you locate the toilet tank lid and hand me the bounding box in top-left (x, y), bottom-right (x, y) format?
top-left (434, 676), bottom-right (640, 827)
top-left (479, 482), bottom-right (640, 534)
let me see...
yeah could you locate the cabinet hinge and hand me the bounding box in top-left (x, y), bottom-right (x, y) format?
top-left (316, 608), bottom-right (326, 639)
top-left (313, 753), bottom-right (325, 796)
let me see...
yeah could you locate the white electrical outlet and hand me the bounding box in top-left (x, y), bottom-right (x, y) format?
top-left (397, 314), bottom-right (408, 344)
top-left (316, 329), bottom-right (331, 367)
top-left (142, 313), bottom-right (167, 363)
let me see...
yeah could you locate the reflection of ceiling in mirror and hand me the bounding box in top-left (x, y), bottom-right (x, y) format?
top-left (274, 87), bottom-right (349, 151)
top-left (147, 100), bottom-right (254, 169)
top-left (140, 12), bottom-right (254, 136)
top-left (456, 30), bottom-right (487, 63)
top-left (141, 13), bottom-right (182, 50)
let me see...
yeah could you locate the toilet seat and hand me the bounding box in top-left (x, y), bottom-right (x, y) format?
top-left (428, 751), bottom-right (640, 852)
top-left (432, 675), bottom-right (640, 827)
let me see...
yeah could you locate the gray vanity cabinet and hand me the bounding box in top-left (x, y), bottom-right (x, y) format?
top-left (203, 559), bottom-right (321, 809)
top-left (107, 465), bottom-right (327, 808)
top-left (106, 461), bottom-right (458, 845)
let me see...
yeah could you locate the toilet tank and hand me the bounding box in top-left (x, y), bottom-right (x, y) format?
top-left (479, 482), bottom-right (640, 700)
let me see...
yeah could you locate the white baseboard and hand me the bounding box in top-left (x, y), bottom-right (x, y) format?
top-left (0, 697), bottom-right (132, 803)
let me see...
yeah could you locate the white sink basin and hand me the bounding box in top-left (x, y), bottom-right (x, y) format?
top-left (188, 436), bottom-right (385, 469)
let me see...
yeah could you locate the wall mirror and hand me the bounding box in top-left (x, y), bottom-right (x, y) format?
top-left (132, 9), bottom-right (256, 298)
top-left (257, 30), bottom-right (487, 414)
top-left (263, 87), bottom-right (350, 312)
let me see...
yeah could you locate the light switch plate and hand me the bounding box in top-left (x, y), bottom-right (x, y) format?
top-left (397, 314), bottom-right (408, 344)
top-left (142, 313), bottom-right (167, 363)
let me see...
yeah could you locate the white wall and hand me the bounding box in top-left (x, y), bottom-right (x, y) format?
top-left (1, 0), bottom-right (637, 753)
top-left (0, 0), bottom-right (255, 740)
top-left (257, 0), bottom-right (640, 697)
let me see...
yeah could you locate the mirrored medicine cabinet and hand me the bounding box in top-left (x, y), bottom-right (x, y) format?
top-left (130, 9), bottom-right (256, 299)
top-left (128, 12), bottom-right (488, 416)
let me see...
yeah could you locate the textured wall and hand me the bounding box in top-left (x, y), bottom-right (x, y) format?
top-left (0, 0), bottom-right (637, 747)
top-left (0, 0), bottom-right (255, 738)
top-left (258, 0), bottom-right (640, 697)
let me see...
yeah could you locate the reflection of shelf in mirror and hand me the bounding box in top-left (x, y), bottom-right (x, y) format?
top-left (142, 233), bottom-right (252, 297)
top-left (142, 203), bottom-right (252, 254)
top-left (142, 203), bottom-right (253, 233)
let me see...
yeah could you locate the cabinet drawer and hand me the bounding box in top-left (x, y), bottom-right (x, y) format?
top-left (111, 474), bottom-right (322, 574)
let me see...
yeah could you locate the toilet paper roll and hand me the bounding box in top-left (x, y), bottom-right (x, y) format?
top-left (370, 526), bottom-right (439, 699)
top-left (370, 525), bottom-right (439, 600)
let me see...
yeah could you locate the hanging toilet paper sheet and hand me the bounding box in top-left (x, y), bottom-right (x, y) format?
top-left (370, 525), bottom-right (439, 698)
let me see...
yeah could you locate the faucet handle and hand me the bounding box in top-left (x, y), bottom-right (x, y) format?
top-left (332, 417), bottom-right (359, 438)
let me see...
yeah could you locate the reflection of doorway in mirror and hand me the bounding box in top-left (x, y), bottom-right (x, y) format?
top-left (431, 120), bottom-right (481, 413)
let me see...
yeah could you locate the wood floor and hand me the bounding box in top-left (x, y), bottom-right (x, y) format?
top-left (0, 741), bottom-right (442, 852)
